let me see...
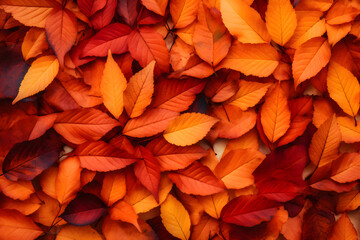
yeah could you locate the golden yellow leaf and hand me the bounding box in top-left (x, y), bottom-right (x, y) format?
top-left (164, 113), bottom-right (218, 146)
top-left (124, 61), bottom-right (155, 118)
top-left (309, 115), bottom-right (341, 167)
top-left (101, 50), bottom-right (127, 119)
top-left (160, 194), bottom-right (191, 240)
top-left (261, 84), bottom-right (291, 143)
top-left (292, 37), bottom-right (331, 88)
top-left (197, 191), bottom-right (229, 219)
top-left (228, 80), bottom-right (272, 110)
top-left (337, 116), bottom-right (360, 143)
top-left (56, 225), bottom-right (103, 240)
top-left (22, 27), bottom-right (48, 61)
top-left (13, 55), bottom-right (59, 104)
top-left (327, 61), bottom-right (360, 118)
top-left (265, 0), bottom-right (297, 45)
top-left (218, 42), bottom-right (280, 77)
top-left (220, 0), bottom-right (270, 43)
top-left (286, 11), bottom-right (326, 49)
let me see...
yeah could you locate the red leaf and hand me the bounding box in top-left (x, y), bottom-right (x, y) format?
top-left (221, 195), bottom-right (281, 227)
top-left (168, 161), bottom-right (225, 196)
top-left (60, 193), bottom-right (106, 226)
top-left (54, 108), bottom-right (120, 145)
top-left (78, 0), bottom-right (106, 17)
top-left (45, 7), bottom-right (77, 67)
top-left (146, 137), bottom-right (207, 171)
top-left (75, 141), bottom-right (137, 171)
top-left (81, 23), bottom-right (132, 58)
top-left (90, 0), bottom-right (117, 29)
top-left (117, 0), bottom-right (139, 26)
top-left (2, 131), bottom-right (61, 181)
top-left (134, 147), bottom-right (161, 202)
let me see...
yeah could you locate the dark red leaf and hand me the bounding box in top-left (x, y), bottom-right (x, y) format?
top-left (78, 0), bottom-right (107, 17)
top-left (60, 193), bottom-right (106, 226)
top-left (302, 207), bottom-right (335, 240)
top-left (117, 0), bottom-right (139, 26)
top-left (2, 130), bottom-right (62, 181)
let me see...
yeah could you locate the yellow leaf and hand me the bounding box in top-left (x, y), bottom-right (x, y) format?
top-left (56, 225), bottom-right (103, 240)
top-left (309, 115), bottom-right (341, 167)
top-left (218, 42), bottom-right (280, 77)
top-left (265, 0), bottom-right (297, 45)
top-left (13, 55), bottom-right (59, 104)
top-left (337, 116), bottom-right (360, 143)
top-left (261, 84), bottom-right (291, 143)
top-left (327, 61), bottom-right (360, 118)
top-left (55, 156), bottom-right (81, 205)
top-left (220, 0), bottom-right (270, 43)
top-left (124, 61), bottom-right (155, 118)
top-left (160, 194), bottom-right (191, 240)
top-left (22, 27), bottom-right (48, 61)
top-left (164, 113), bottom-right (218, 146)
top-left (292, 37), bottom-right (331, 88)
top-left (286, 11), bottom-right (326, 49)
top-left (101, 50), bottom-right (127, 119)
top-left (229, 80), bottom-right (272, 110)
top-left (197, 191), bottom-right (229, 219)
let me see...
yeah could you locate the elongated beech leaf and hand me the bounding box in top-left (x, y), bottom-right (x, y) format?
top-left (2, 131), bottom-right (61, 181)
top-left (61, 193), bottom-right (106, 226)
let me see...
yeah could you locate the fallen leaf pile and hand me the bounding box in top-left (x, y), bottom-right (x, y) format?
top-left (0, 0), bottom-right (360, 239)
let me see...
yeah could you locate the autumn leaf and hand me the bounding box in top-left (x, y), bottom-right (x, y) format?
top-left (56, 225), bottom-right (103, 240)
top-left (22, 27), bottom-right (48, 61)
top-left (164, 112), bottom-right (218, 146)
top-left (13, 55), bottom-right (59, 104)
top-left (328, 213), bottom-right (357, 240)
top-left (100, 170), bottom-right (127, 206)
top-left (170, 0), bottom-right (199, 29)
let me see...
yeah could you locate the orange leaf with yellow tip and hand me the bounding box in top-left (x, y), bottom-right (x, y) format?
top-left (164, 112), bottom-right (218, 146)
top-left (220, 0), bottom-right (270, 43)
top-left (160, 194), bottom-right (191, 240)
top-left (22, 27), bottom-right (48, 61)
top-left (261, 84), bottom-right (291, 143)
top-left (309, 115), bottom-right (341, 167)
top-left (13, 55), bottom-right (59, 104)
top-left (0, 209), bottom-right (42, 240)
top-left (197, 191), bottom-right (229, 219)
top-left (101, 50), bottom-right (127, 119)
top-left (124, 61), bottom-right (155, 118)
top-left (327, 61), bottom-right (360, 119)
top-left (265, 0), bottom-right (297, 45)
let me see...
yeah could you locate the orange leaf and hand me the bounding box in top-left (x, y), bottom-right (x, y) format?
top-left (124, 61), bottom-right (155, 118)
top-left (193, 2), bottom-right (231, 66)
top-left (337, 190), bottom-right (360, 212)
top-left (146, 137), bottom-right (207, 171)
top-left (75, 141), bottom-right (137, 172)
top-left (309, 115), bottom-right (341, 167)
top-left (292, 37), bottom-right (331, 88)
top-left (123, 108), bottom-right (179, 138)
top-left (55, 156), bottom-right (81, 204)
top-left (54, 108), bottom-right (120, 145)
top-left (218, 41), bottom-right (280, 77)
top-left (191, 214), bottom-right (219, 240)
top-left (109, 200), bottom-right (141, 231)
top-left (0, 194), bottom-right (41, 216)
top-left (22, 27), bottom-right (48, 61)
top-left (327, 61), bottom-right (360, 118)
top-left (101, 170), bottom-right (127, 206)
top-left (56, 225), bottom-right (103, 240)
top-left (0, 209), bottom-right (42, 240)
top-left (197, 191), bottom-right (229, 219)
top-left (220, 0), bottom-right (270, 43)
top-left (45, 7), bottom-right (77, 67)
top-left (164, 112), bottom-right (218, 146)
top-left (328, 213), bottom-right (357, 240)
top-left (228, 80), bottom-right (271, 111)
top-left (337, 116), bottom-right (360, 143)
top-left (168, 161), bottom-right (226, 196)
top-left (31, 191), bottom-right (65, 226)
top-left (170, 0), bottom-right (200, 28)
top-left (331, 153), bottom-right (360, 183)
top-left (261, 84), bottom-right (291, 143)
top-left (0, 176), bottom-right (34, 200)
top-left (265, 0), bottom-right (297, 45)
top-left (141, 0), bottom-right (168, 16)
top-left (326, 0), bottom-right (360, 25)
top-left (101, 50), bottom-right (127, 119)
top-left (313, 97), bottom-right (335, 128)
top-left (214, 149), bottom-right (265, 189)
top-left (326, 22), bottom-right (352, 46)
top-left (39, 166), bottom-right (57, 199)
